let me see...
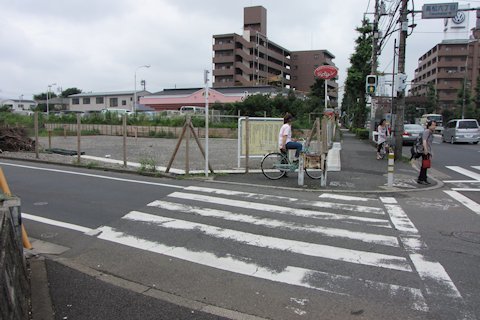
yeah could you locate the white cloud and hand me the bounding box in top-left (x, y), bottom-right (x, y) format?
top-left (0, 0), bottom-right (475, 101)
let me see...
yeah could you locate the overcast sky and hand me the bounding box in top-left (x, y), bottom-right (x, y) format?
top-left (1, 0), bottom-right (478, 101)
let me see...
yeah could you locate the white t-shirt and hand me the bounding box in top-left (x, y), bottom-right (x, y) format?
top-left (278, 123), bottom-right (292, 148)
top-left (377, 125), bottom-right (387, 144)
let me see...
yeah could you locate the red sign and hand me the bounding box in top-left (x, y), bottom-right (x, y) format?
top-left (314, 66), bottom-right (338, 80)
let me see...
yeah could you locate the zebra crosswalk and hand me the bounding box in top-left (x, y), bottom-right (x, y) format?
top-left (444, 166), bottom-right (480, 215)
top-left (88, 186), bottom-right (473, 318)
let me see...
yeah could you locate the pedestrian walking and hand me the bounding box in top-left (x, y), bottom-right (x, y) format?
top-left (417, 120), bottom-right (436, 185)
top-left (376, 119), bottom-right (388, 160)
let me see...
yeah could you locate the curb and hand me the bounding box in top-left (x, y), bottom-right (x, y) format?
top-left (47, 256), bottom-right (268, 320)
top-left (29, 256), bottom-right (55, 320)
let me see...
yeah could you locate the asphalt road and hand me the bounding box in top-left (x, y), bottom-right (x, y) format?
top-left (2, 159), bottom-right (480, 320)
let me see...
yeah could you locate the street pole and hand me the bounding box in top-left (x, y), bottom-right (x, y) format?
top-left (393, 0), bottom-right (408, 160)
top-left (134, 65), bottom-right (150, 113)
top-left (204, 69), bottom-right (210, 177)
top-left (46, 83), bottom-right (56, 116)
top-left (370, 0), bottom-right (380, 139)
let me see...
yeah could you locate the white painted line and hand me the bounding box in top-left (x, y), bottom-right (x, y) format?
top-left (0, 162), bottom-right (184, 189)
top-left (124, 211), bottom-right (411, 271)
top-left (95, 226), bottom-right (427, 312)
top-left (185, 186), bottom-right (298, 202)
top-left (446, 166), bottom-right (480, 181)
top-left (382, 202), bottom-right (476, 319)
top-left (451, 188), bottom-right (480, 192)
top-left (309, 200), bottom-right (385, 215)
top-left (187, 186), bottom-right (385, 215)
top-left (444, 191), bottom-right (480, 215)
top-left (319, 193), bottom-right (376, 202)
top-left (168, 192), bottom-right (392, 228)
top-left (444, 180), bottom-right (480, 184)
top-left (22, 213), bottom-right (93, 234)
top-left (473, 166), bottom-right (480, 171)
top-left (379, 197), bottom-right (397, 204)
top-left (147, 200), bottom-right (400, 247)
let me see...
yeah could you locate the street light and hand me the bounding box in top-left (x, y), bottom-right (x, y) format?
top-left (134, 65), bottom-right (150, 113)
top-left (46, 83), bottom-right (56, 116)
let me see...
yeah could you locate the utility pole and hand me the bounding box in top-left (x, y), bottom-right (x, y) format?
top-left (394, 0), bottom-right (408, 160)
top-left (369, 0), bottom-right (380, 140)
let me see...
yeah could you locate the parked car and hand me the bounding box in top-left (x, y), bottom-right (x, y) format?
top-left (442, 119), bottom-right (480, 144)
top-left (402, 124), bottom-right (424, 145)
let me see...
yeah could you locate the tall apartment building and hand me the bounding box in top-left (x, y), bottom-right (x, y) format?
top-left (410, 13), bottom-right (480, 111)
top-left (212, 6), bottom-right (337, 104)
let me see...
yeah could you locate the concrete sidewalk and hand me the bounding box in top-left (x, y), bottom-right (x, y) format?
top-left (23, 129), bottom-right (443, 320)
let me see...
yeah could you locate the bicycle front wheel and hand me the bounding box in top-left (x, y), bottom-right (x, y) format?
top-left (261, 153), bottom-right (287, 180)
top-left (305, 167), bottom-right (323, 179)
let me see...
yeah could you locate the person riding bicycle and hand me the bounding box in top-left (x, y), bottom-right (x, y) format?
top-left (376, 119), bottom-right (388, 160)
top-left (278, 113), bottom-right (302, 163)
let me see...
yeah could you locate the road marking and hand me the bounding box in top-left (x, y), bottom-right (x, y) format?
top-left (168, 192), bottom-right (392, 228)
top-left (319, 193), bottom-right (376, 202)
top-left (451, 188), bottom-right (480, 192)
top-left (95, 226), bottom-right (427, 311)
top-left (22, 213), bottom-right (93, 234)
top-left (381, 199), bottom-right (476, 320)
top-left (379, 197), bottom-right (397, 204)
top-left (0, 162), bottom-right (184, 189)
top-left (123, 211), bottom-right (410, 271)
top-left (187, 186), bottom-right (384, 215)
top-left (147, 200), bottom-right (400, 247)
top-left (185, 186), bottom-right (298, 202)
top-left (445, 166), bottom-right (480, 181)
top-left (444, 191), bottom-right (480, 215)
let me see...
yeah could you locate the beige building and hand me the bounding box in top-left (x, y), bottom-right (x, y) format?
top-left (68, 90), bottom-right (150, 112)
top-left (212, 6), bottom-right (337, 104)
top-left (410, 21), bottom-right (480, 111)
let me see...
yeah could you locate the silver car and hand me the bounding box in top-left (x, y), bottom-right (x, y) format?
top-left (442, 119), bottom-right (480, 144)
top-left (402, 124), bottom-right (424, 145)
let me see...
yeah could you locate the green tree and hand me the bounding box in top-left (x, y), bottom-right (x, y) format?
top-left (425, 83), bottom-right (438, 114)
top-left (61, 87), bottom-right (82, 97)
top-left (341, 19), bottom-right (373, 128)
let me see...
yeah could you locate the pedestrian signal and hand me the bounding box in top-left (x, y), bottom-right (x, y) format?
top-left (366, 75), bottom-right (377, 95)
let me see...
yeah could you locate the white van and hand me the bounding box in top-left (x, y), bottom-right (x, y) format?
top-left (180, 106), bottom-right (205, 114)
top-left (442, 119), bottom-right (480, 144)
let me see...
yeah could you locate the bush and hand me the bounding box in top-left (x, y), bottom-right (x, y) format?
top-left (355, 128), bottom-right (369, 139)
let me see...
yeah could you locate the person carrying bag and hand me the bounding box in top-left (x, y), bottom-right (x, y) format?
top-left (417, 120), bottom-right (436, 185)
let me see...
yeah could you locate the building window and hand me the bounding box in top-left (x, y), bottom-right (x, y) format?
top-left (110, 98), bottom-right (118, 107)
top-left (72, 98), bottom-right (79, 105)
top-left (122, 100), bottom-right (126, 106)
top-left (292, 55), bottom-right (298, 60)
top-left (314, 54), bottom-right (320, 59)
top-left (83, 98), bottom-right (90, 104)
top-left (96, 97), bottom-right (104, 104)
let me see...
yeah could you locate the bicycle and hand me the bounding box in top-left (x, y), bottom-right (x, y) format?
top-left (378, 136), bottom-right (393, 159)
top-left (260, 141), bottom-right (323, 180)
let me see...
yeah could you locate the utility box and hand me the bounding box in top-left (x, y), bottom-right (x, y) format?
top-left (304, 154), bottom-right (322, 169)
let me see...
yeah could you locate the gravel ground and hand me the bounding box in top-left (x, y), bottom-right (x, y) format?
top-left (0, 136), bottom-right (263, 173)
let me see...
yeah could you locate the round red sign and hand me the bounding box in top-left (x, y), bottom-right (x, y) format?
top-left (314, 66), bottom-right (338, 80)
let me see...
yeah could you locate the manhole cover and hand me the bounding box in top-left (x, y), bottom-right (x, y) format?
top-left (452, 231), bottom-right (480, 244)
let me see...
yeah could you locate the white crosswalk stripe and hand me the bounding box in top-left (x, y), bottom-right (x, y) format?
top-left (88, 186), bottom-right (438, 313)
top-left (444, 166), bottom-right (480, 216)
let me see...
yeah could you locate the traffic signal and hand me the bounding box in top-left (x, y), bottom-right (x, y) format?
top-left (366, 75), bottom-right (377, 95)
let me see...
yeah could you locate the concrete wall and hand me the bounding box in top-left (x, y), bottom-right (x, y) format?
top-left (0, 198), bottom-right (30, 320)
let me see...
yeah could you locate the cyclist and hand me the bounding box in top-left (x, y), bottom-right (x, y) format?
top-left (376, 119), bottom-right (388, 160)
top-left (278, 113), bottom-right (302, 163)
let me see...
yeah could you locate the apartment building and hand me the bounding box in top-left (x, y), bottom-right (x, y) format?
top-left (410, 14), bottom-right (480, 111)
top-left (212, 6), bottom-right (337, 103)
top-left (68, 90), bottom-right (150, 112)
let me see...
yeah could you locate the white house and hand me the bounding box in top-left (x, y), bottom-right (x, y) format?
top-left (0, 99), bottom-right (37, 114)
top-left (68, 90), bottom-right (151, 112)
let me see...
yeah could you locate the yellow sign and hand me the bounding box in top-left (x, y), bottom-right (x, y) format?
top-left (240, 118), bottom-right (283, 156)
